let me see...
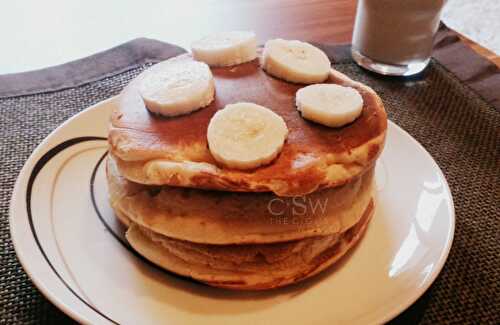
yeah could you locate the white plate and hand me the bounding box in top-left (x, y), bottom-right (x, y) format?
top-left (9, 98), bottom-right (454, 325)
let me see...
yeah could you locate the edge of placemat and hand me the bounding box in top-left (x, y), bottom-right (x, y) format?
top-left (1, 25), bottom-right (498, 110)
top-left (315, 24), bottom-right (499, 111)
top-left (0, 38), bottom-right (187, 99)
top-left (433, 24), bottom-right (500, 110)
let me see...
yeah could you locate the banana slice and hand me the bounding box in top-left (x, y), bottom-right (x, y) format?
top-left (137, 57), bottom-right (215, 117)
top-left (296, 84), bottom-right (363, 127)
top-left (191, 31), bottom-right (257, 67)
top-left (261, 39), bottom-right (331, 84)
top-left (207, 102), bottom-right (288, 170)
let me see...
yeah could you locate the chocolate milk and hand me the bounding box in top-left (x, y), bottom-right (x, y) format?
top-left (352, 0), bottom-right (446, 66)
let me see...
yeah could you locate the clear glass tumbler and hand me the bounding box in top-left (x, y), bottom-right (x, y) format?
top-left (351, 0), bottom-right (447, 76)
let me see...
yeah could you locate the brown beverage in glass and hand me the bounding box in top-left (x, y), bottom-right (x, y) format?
top-left (352, 0), bottom-right (446, 76)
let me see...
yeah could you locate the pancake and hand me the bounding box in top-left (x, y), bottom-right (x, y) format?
top-left (107, 157), bottom-right (144, 227)
top-left (125, 199), bottom-right (374, 290)
top-left (108, 54), bottom-right (387, 196)
top-left (107, 156), bottom-right (374, 244)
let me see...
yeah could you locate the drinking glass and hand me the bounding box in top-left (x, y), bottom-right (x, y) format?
top-left (351, 0), bottom-right (447, 76)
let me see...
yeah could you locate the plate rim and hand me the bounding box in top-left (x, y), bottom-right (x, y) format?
top-left (9, 98), bottom-right (116, 325)
top-left (374, 123), bottom-right (455, 324)
top-left (9, 98), bottom-right (455, 325)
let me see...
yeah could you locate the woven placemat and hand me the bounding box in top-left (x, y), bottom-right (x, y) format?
top-left (1, 29), bottom-right (499, 324)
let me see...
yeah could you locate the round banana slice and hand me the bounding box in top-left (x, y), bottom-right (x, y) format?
top-left (191, 31), bottom-right (257, 67)
top-left (261, 39), bottom-right (331, 84)
top-left (207, 102), bottom-right (288, 170)
top-left (137, 57), bottom-right (215, 117)
top-left (296, 84), bottom-right (364, 127)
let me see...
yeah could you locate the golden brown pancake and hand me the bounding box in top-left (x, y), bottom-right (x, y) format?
top-left (109, 54), bottom-right (387, 196)
top-left (125, 199), bottom-right (374, 290)
top-left (107, 156), bottom-right (374, 244)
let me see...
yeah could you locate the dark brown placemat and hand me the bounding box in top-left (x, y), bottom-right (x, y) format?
top-left (1, 27), bottom-right (499, 324)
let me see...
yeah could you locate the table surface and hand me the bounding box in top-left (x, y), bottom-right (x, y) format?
top-left (1, 0), bottom-right (498, 75)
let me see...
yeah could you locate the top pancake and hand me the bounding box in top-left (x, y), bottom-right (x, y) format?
top-left (109, 54), bottom-right (387, 196)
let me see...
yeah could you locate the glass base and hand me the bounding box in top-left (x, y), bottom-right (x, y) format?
top-left (351, 49), bottom-right (430, 77)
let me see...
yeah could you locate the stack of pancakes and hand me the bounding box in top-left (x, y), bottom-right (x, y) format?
top-left (107, 54), bottom-right (387, 290)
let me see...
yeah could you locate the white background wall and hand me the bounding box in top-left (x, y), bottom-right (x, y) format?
top-left (442, 0), bottom-right (500, 54)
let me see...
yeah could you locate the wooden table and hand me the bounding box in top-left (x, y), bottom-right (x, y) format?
top-left (1, 0), bottom-right (497, 74)
top-left (459, 35), bottom-right (500, 66)
top-left (232, 0), bottom-right (499, 66)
